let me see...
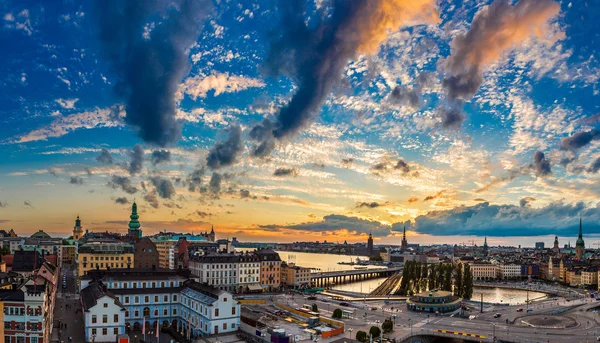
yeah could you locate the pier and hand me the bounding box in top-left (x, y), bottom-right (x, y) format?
top-left (310, 266), bottom-right (401, 287)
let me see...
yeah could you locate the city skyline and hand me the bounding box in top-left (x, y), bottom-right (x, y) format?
top-left (1, 0), bottom-right (600, 245)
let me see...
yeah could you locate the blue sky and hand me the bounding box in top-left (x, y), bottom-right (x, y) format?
top-left (1, 0), bottom-right (599, 246)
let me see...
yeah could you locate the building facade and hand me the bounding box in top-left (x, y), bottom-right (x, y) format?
top-left (77, 241), bottom-right (134, 276)
top-left (281, 262), bottom-right (311, 288)
top-left (189, 254), bottom-right (239, 292)
top-left (133, 238), bottom-right (159, 269)
top-left (256, 250), bottom-right (281, 292)
top-left (81, 281), bottom-right (126, 343)
top-left (469, 262), bottom-right (497, 280)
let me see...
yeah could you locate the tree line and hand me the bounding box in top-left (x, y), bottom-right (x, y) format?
top-left (395, 261), bottom-right (473, 299)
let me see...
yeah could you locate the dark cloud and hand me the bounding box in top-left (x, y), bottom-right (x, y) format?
top-left (402, 201), bottom-right (600, 237)
top-left (96, 148), bottom-right (114, 165)
top-left (186, 167), bottom-right (205, 192)
top-left (560, 129), bottom-right (600, 151)
top-left (533, 151), bottom-right (552, 177)
top-left (394, 159), bottom-right (410, 174)
top-left (206, 125), bottom-right (243, 170)
top-left (196, 211), bottom-right (212, 218)
top-left (209, 172), bottom-right (222, 194)
top-left (150, 150), bottom-right (171, 166)
top-left (249, 0), bottom-right (438, 157)
top-left (94, 0), bottom-right (212, 146)
top-left (115, 197), bottom-right (129, 205)
top-left (149, 177), bottom-right (176, 199)
top-left (0, 201), bottom-right (6, 208)
top-left (389, 72), bottom-right (437, 109)
top-left (438, 104), bottom-right (465, 129)
top-left (587, 157), bottom-right (600, 174)
top-left (423, 190), bottom-right (446, 201)
top-left (273, 167), bottom-right (298, 177)
top-left (274, 214), bottom-right (394, 237)
top-left (128, 144), bottom-right (144, 176)
top-left (357, 202), bottom-right (381, 208)
top-left (70, 176), bottom-right (84, 185)
top-left (239, 189), bottom-right (257, 200)
top-left (408, 197), bottom-right (419, 203)
top-left (473, 198), bottom-right (487, 202)
top-left (143, 193), bottom-right (160, 209)
top-left (520, 196), bottom-right (536, 207)
top-left (23, 200), bottom-right (34, 208)
top-left (107, 175), bottom-right (138, 194)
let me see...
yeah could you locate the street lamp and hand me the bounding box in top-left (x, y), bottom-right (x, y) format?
top-left (408, 318), bottom-right (412, 336)
top-left (348, 328), bottom-right (354, 339)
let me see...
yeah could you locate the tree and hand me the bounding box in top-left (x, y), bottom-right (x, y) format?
top-left (443, 264), bottom-right (453, 292)
top-left (370, 255), bottom-right (383, 262)
top-left (0, 246), bottom-right (10, 256)
top-left (428, 264), bottom-right (436, 290)
top-left (454, 263), bottom-right (463, 297)
top-left (332, 308), bottom-right (342, 319)
top-left (463, 263), bottom-right (473, 299)
top-left (382, 320), bottom-right (394, 333)
top-left (356, 331), bottom-right (368, 342)
top-left (311, 303), bottom-right (318, 312)
top-left (369, 326), bottom-right (381, 338)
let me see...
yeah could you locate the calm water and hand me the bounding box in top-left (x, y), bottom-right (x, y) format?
top-left (237, 249), bottom-right (544, 303)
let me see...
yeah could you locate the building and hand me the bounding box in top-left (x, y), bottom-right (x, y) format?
top-left (401, 225), bottom-right (408, 251)
top-left (406, 290), bottom-right (462, 313)
top-left (469, 262), bottom-right (497, 280)
top-left (189, 253), bottom-right (241, 292)
top-left (535, 242), bottom-right (544, 250)
top-left (256, 249), bottom-right (281, 292)
top-left (553, 235), bottom-right (560, 255)
top-left (61, 243), bottom-right (77, 265)
top-left (127, 202), bottom-right (142, 242)
top-left (236, 253), bottom-right (261, 293)
top-left (367, 232), bottom-right (374, 256)
top-left (576, 217), bottom-right (585, 259)
top-left (482, 237), bottom-right (489, 257)
top-left (281, 262), bottom-right (311, 289)
top-left (80, 269), bottom-right (240, 339)
top-left (77, 241), bottom-right (134, 276)
top-left (581, 268), bottom-right (598, 286)
top-left (498, 263), bottom-right (521, 279)
top-left (133, 237), bottom-right (159, 269)
top-left (152, 234), bottom-right (210, 270)
top-left (81, 280), bottom-right (126, 342)
top-left (73, 215), bottom-right (84, 240)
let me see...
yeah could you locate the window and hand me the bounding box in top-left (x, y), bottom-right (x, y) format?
top-left (164, 295), bottom-right (168, 302)
top-left (173, 295), bottom-right (177, 302)
top-left (172, 308), bottom-right (177, 315)
top-left (125, 296), bottom-right (130, 304)
top-left (232, 307), bottom-right (236, 315)
top-left (114, 314), bottom-right (119, 322)
top-left (103, 315), bottom-right (108, 323)
top-left (114, 328), bottom-right (119, 335)
top-left (135, 310), bottom-right (139, 317)
top-left (92, 315), bottom-right (97, 323)
top-left (125, 311), bottom-right (129, 318)
top-left (164, 309), bottom-right (168, 316)
top-left (31, 337), bottom-right (38, 343)
top-left (102, 328), bottom-right (108, 335)
top-left (223, 323), bottom-right (227, 330)
top-left (223, 297), bottom-right (227, 302)
top-left (103, 303), bottom-right (108, 308)
top-left (92, 328), bottom-right (97, 335)
top-left (145, 296), bottom-right (149, 303)
top-left (215, 309), bottom-right (219, 317)
top-left (4, 322), bottom-right (9, 329)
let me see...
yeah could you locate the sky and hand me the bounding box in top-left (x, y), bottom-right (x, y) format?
top-left (1, 0), bottom-right (600, 247)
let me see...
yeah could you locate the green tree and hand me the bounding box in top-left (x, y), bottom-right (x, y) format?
top-left (0, 246), bottom-right (10, 256)
top-left (369, 326), bottom-right (381, 338)
top-left (382, 320), bottom-right (394, 333)
top-left (454, 263), bottom-right (463, 296)
top-left (428, 264), bottom-right (436, 290)
top-left (370, 255), bottom-right (383, 262)
top-left (443, 264), bottom-right (452, 292)
top-left (332, 308), bottom-right (342, 319)
top-left (356, 331), bottom-right (368, 342)
top-left (463, 263), bottom-right (473, 299)
top-left (311, 303), bottom-right (318, 312)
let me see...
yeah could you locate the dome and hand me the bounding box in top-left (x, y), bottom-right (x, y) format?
top-left (30, 230), bottom-right (51, 238)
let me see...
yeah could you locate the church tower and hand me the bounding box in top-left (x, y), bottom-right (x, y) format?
top-left (576, 216), bottom-right (585, 259)
top-left (483, 236), bottom-right (489, 256)
top-left (553, 235), bottom-right (560, 255)
top-left (128, 202), bottom-right (142, 241)
top-left (401, 225), bottom-right (408, 251)
top-left (209, 225), bottom-right (215, 241)
top-left (73, 215), bottom-right (83, 240)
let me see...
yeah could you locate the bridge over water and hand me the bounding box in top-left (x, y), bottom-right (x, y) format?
top-left (310, 266), bottom-right (401, 287)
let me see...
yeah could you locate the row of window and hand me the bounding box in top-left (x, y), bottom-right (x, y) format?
top-left (122, 294), bottom-right (178, 304)
top-left (110, 281), bottom-right (183, 289)
top-left (91, 327), bottom-right (119, 336)
top-left (3, 308), bottom-right (40, 316)
top-left (4, 336), bottom-right (38, 343)
top-left (91, 314), bottom-right (119, 324)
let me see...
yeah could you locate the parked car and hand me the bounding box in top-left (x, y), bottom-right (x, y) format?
top-left (307, 296), bottom-right (317, 300)
top-left (340, 302), bottom-right (350, 306)
top-left (494, 313), bottom-right (501, 318)
top-left (516, 308), bottom-right (524, 312)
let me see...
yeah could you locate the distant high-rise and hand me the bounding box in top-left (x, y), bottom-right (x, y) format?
top-left (401, 225), bottom-right (408, 251)
top-left (367, 232), bottom-right (374, 256)
top-left (535, 242), bottom-right (544, 250)
top-left (73, 215), bottom-right (83, 240)
top-left (128, 202), bottom-right (142, 241)
top-left (576, 216), bottom-right (585, 259)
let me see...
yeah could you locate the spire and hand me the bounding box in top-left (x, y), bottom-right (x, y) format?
top-left (210, 225), bottom-right (214, 234)
top-left (128, 201), bottom-right (141, 231)
top-left (403, 225), bottom-right (406, 239)
top-left (579, 214), bottom-right (583, 239)
top-left (484, 236), bottom-right (488, 247)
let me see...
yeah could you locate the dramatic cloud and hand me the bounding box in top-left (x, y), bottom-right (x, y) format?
top-left (143, 193), bottom-right (159, 209)
top-left (438, 104), bottom-right (466, 129)
top-left (560, 129), bottom-right (600, 151)
top-left (423, 190), bottom-right (446, 201)
top-left (128, 144), bottom-right (144, 176)
top-left (408, 197), bottom-right (419, 203)
top-left (520, 196), bottom-right (536, 207)
top-left (94, 0), bottom-right (212, 146)
top-left (587, 157), bottom-right (600, 174)
top-left (115, 197), bottom-right (129, 205)
top-left (389, 72), bottom-right (437, 109)
top-left (404, 201), bottom-right (600, 236)
top-left (275, 214), bottom-right (394, 237)
top-left (206, 125), bottom-right (243, 170)
top-left (209, 172), bottom-right (222, 194)
top-left (249, 0), bottom-right (439, 156)
top-left (240, 189), bottom-right (251, 198)
top-left (149, 176), bottom-right (176, 199)
top-left (357, 202), bottom-right (381, 208)
top-left (186, 167), bottom-right (205, 192)
top-left (394, 159), bottom-right (411, 174)
top-left (150, 149), bottom-right (171, 166)
top-left (179, 72), bottom-right (265, 99)
top-left (442, 0), bottom-right (560, 101)
top-left (107, 175), bottom-right (138, 194)
top-left (273, 167), bottom-right (298, 177)
top-left (69, 176), bottom-right (84, 185)
top-left (533, 151), bottom-right (551, 177)
top-left (96, 148), bottom-right (114, 164)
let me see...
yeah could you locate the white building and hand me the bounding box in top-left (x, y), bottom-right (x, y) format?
top-left (189, 253), bottom-right (240, 292)
top-left (237, 253), bottom-right (261, 292)
top-left (81, 281), bottom-right (126, 342)
top-left (498, 263), bottom-right (521, 279)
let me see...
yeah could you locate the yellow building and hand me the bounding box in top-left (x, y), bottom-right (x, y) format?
top-left (77, 241), bottom-right (134, 276)
top-left (469, 262), bottom-right (497, 280)
top-left (581, 269), bottom-right (598, 286)
top-left (73, 215), bottom-right (84, 240)
top-left (281, 262), bottom-right (311, 288)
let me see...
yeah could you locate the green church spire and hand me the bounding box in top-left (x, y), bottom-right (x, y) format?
top-left (128, 202), bottom-right (142, 238)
